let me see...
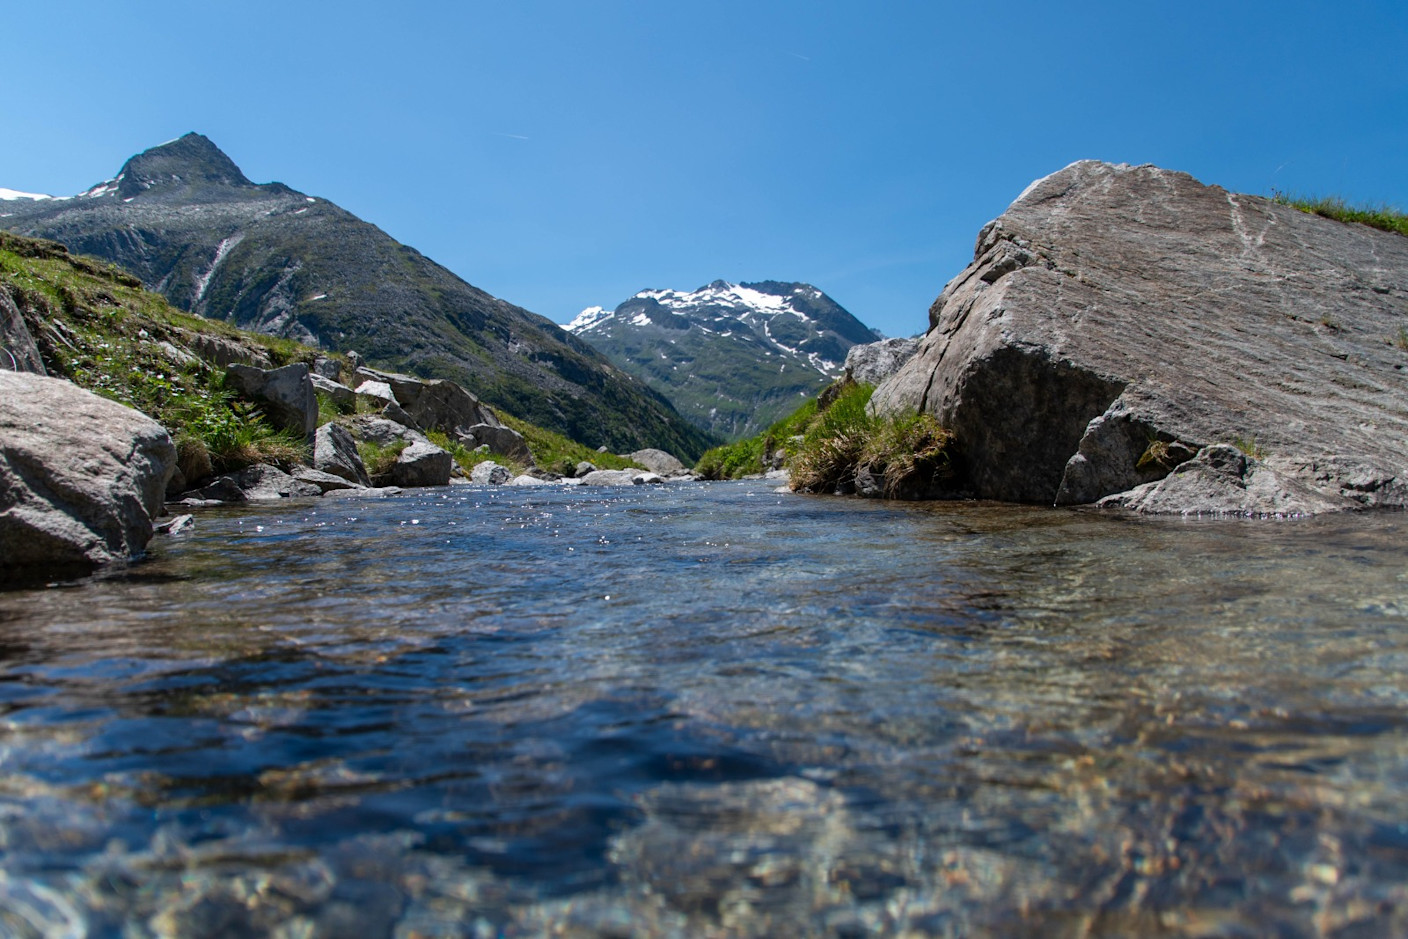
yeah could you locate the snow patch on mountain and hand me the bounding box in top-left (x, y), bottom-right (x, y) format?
top-left (565, 305), bottom-right (613, 333)
top-left (0, 188), bottom-right (56, 202)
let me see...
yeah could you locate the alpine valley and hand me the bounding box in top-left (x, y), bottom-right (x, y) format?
top-left (0, 133), bottom-right (717, 459)
top-left (567, 280), bottom-right (879, 440)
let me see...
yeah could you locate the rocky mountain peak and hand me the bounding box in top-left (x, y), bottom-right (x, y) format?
top-left (115, 133), bottom-right (257, 199)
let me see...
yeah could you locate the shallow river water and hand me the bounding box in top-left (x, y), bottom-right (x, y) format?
top-left (2, 479), bottom-right (1408, 937)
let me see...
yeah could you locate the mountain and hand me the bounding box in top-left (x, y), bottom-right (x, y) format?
top-left (0, 134), bottom-right (716, 460)
top-left (565, 280), bottom-right (880, 440)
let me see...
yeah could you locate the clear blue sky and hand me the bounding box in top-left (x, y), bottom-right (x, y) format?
top-left (4, 1), bottom-right (1405, 338)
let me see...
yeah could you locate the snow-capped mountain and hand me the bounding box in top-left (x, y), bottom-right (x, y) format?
top-left (566, 280), bottom-right (880, 440)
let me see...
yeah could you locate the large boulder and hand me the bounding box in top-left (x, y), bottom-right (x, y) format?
top-left (843, 337), bottom-right (919, 387)
top-left (353, 366), bottom-right (506, 440)
top-left (383, 441), bottom-right (453, 488)
top-left (226, 363), bottom-right (318, 437)
top-left (312, 423), bottom-right (371, 487)
top-left (871, 161), bottom-right (1408, 515)
top-left (0, 371), bottom-right (175, 579)
top-left (460, 423), bottom-right (529, 463)
top-left (628, 448), bottom-right (687, 477)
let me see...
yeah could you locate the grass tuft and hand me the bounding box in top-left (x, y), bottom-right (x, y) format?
top-left (1271, 191), bottom-right (1408, 237)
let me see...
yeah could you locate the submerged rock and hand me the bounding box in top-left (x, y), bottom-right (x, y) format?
top-left (0, 371), bottom-right (174, 580)
top-left (872, 160), bottom-right (1408, 515)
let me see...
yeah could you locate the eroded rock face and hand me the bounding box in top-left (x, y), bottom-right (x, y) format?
top-left (1, 371), bottom-right (174, 579)
top-left (871, 161), bottom-right (1408, 514)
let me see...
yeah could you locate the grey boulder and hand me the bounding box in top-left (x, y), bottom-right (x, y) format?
top-left (313, 423), bottom-right (371, 487)
top-left (383, 441), bottom-right (453, 488)
top-left (310, 373), bottom-right (355, 412)
top-left (465, 423), bottom-right (532, 464)
top-left (226, 362), bottom-right (318, 436)
top-left (871, 160), bottom-right (1408, 515)
top-left (628, 448), bottom-right (686, 477)
top-left (185, 464), bottom-right (321, 502)
top-left (1, 371), bottom-right (175, 579)
top-left (580, 469), bottom-right (663, 486)
top-left (470, 460), bottom-right (512, 485)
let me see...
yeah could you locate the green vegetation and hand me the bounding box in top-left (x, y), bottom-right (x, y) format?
top-left (357, 439), bottom-right (410, 478)
top-left (499, 415), bottom-right (640, 476)
top-left (1232, 435), bottom-right (1267, 460)
top-left (1, 231), bottom-right (660, 483)
top-left (1395, 326), bottom-right (1408, 352)
top-left (697, 380), bottom-right (956, 499)
top-left (1272, 192), bottom-right (1408, 237)
top-left (695, 399), bottom-right (819, 480)
top-left (0, 232), bottom-right (310, 475)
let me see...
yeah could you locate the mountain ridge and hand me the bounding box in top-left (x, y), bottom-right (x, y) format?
top-left (566, 279), bottom-right (879, 440)
top-left (0, 134), bottom-right (717, 459)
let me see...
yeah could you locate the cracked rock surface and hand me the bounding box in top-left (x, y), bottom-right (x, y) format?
top-left (871, 160), bottom-right (1408, 514)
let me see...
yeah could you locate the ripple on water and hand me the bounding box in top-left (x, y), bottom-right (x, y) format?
top-left (2, 482), bottom-right (1408, 935)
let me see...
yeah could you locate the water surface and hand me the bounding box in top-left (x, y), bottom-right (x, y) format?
top-left (2, 480), bottom-right (1407, 936)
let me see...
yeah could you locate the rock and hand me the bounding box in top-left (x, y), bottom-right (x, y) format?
top-left (312, 356), bottom-right (342, 381)
top-left (871, 160), bottom-right (1408, 515)
top-left (465, 423), bottom-right (531, 463)
top-left (574, 461), bottom-right (598, 478)
top-left (1096, 444), bottom-right (1356, 516)
top-left (155, 513), bottom-right (195, 535)
top-left (509, 474), bottom-right (550, 487)
top-left (156, 340), bottom-right (198, 369)
top-left (380, 401), bottom-right (420, 430)
top-left (292, 467), bottom-right (364, 493)
top-left (628, 448), bottom-right (686, 477)
top-left (579, 469), bottom-right (664, 486)
top-left (355, 380), bottom-right (397, 406)
top-left (382, 441), bottom-right (452, 488)
top-left (844, 337), bottom-right (919, 387)
top-left (470, 460), bottom-right (512, 485)
top-left (343, 415), bottom-right (427, 448)
top-left (353, 366), bottom-right (505, 444)
top-left (226, 363), bottom-right (318, 436)
top-left (178, 330), bottom-right (273, 370)
top-left (187, 463), bottom-right (321, 502)
top-left (310, 373), bottom-right (355, 412)
top-left (0, 286), bottom-right (46, 374)
top-left (313, 423), bottom-right (372, 487)
top-left (0, 372), bottom-right (175, 579)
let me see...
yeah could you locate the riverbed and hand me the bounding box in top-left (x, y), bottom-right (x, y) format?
top-left (2, 479), bottom-right (1407, 936)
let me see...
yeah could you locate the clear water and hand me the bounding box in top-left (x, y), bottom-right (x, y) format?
top-left (2, 479), bottom-right (1408, 937)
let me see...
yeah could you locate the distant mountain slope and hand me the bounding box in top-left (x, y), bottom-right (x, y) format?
top-left (0, 133), bottom-right (716, 459)
top-left (566, 280), bottom-right (879, 440)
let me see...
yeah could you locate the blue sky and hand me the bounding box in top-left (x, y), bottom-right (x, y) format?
top-left (4, 1), bottom-right (1405, 338)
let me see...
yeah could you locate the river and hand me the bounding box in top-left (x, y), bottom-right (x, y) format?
top-left (2, 479), bottom-right (1407, 936)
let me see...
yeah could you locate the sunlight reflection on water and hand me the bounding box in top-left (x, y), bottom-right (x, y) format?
top-left (1, 480), bottom-right (1407, 935)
